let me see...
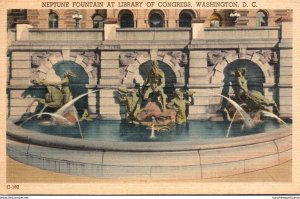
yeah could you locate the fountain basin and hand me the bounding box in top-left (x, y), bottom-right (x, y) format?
top-left (7, 120), bottom-right (292, 180)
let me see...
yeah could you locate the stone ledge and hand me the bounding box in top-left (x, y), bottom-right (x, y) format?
top-left (103, 151), bottom-right (200, 167)
top-left (199, 141), bottom-right (278, 165)
top-left (279, 149), bottom-right (292, 164)
top-left (7, 138), bottom-right (292, 180)
top-left (102, 165), bottom-right (150, 180)
top-left (201, 160), bottom-right (244, 179)
top-left (151, 165), bottom-right (201, 180)
top-left (244, 153), bottom-right (279, 173)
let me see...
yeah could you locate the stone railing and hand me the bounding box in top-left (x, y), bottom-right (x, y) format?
top-left (116, 28), bottom-right (191, 41)
top-left (17, 26), bottom-right (280, 42)
top-left (203, 26), bottom-right (280, 40)
top-left (28, 28), bottom-right (104, 41)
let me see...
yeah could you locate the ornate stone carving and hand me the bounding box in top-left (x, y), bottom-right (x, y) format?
top-left (31, 51), bottom-right (98, 84)
top-left (32, 51), bottom-right (99, 67)
top-left (119, 52), bottom-right (138, 66)
top-left (70, 51), bottom-right (99, 65)
top-left (119, 67), bottom-right (127, 80)
top-left (83, 51), bottom-right (100, 65)
top-left (121, 51), bottom-right (185, 86)
top-left (157, 51), bottom-right (188, 65)
top-left (31, 52), bottom-right (59, 67)
top-left (120, 51), bottom-right (187, 68)
top-left (207, 50), bottom-right (236, 66)
top-left (257, 50), bottom-right (278, 64)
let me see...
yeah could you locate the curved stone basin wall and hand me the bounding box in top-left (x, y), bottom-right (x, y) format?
top-left (7, 121), bottom-right (292, 180)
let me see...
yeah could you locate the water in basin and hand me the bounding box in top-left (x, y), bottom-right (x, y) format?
top-left (20, 119), bottom-right (283, 142)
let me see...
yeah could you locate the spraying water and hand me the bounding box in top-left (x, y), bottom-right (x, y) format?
top-left (215, 93), bottom-right (255, 130)
top-left (54, 89), bottom-right (100, 139)
top-left (225, 109), bottom-right (238, 138)
top-left (260, 110), bottom-right (287, 127)
top-left (149, 117), bottom-right (156, 139)
top-left (55, 90), bottom-right (100, 116)
top-left (21, 89), bottom-right (100, 138)
top-left (215, 93), bottom-right (287, 137)
top-left (20, 112), bottom-right (72, 127)
top-left (225, 103), bottom-right (247, 137)
top-left (72, 105), bottom-right (83, 139)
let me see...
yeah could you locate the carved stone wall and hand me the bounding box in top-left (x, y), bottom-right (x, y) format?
top-left (208, 51), bottom-right (276, 85)
top-left (31, 51), bottom-right (98, 85)
top-left (121, 50), bottom-right (187, 86)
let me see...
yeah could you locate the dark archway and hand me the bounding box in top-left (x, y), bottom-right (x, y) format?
top-left (119, 10), bottom-right (134, 28)
top-left (179, 10), bottom-right (195, 28)
top-left (53, 61), bottom-right (89, 115)
top-left (92, 14), bottom-right (104, 28)
top-left (223, 59), bottom-right (265, 92)
top-left (49, 11), bottom-right (58, 28)
top-left (139, 60), bottom-right (176, 96)
top-left (256, 10), bottom-right (268, 27)
top-left (148, 10), bottom-right (165, 28)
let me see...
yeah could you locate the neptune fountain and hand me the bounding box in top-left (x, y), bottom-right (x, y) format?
top-left (7, 59), bottom-right (291, 180)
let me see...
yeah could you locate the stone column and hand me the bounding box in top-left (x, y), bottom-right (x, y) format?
top-left (276, 17), bottom-right (292, 118)
top-left (86, 86), bottom-right (98, 118)
top-left (9, 51), bottom-right (33, 119)
top-left (188, 50), bottom-right (212, 120)
top-left (10, 52), bottom-right (32, 86)
top-left (100, 18), bottom-right (121, 119)
top-left (99, 51), bottom-right (121, 120)
top-left (277, 49), bottom-right (292, 118)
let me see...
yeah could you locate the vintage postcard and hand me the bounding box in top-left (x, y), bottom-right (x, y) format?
top-left (0, 0), bottom-right (299, 195)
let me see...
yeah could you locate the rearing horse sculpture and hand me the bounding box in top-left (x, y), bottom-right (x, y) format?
top-left (26, 71), bottom-right (76, 114)
top-left (26, 79), bottom-right (64, 113)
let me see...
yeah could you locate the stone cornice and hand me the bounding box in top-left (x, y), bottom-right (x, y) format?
top-left (8, 39), bottom-right (283, 51)
top-left (29, 28), bottom-right (104, 32)
top-left (189, 39), bottom-right (280, 50)
top-left (204, 26), bottom-right (280, 31)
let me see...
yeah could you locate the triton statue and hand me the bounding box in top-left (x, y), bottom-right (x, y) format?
top-left (117, 85), bottom-right (141, 123)
top-left (167, 89), bottom-right (195, 124)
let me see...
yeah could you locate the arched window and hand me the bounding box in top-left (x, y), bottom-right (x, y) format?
top-left (119, 10), bottom-right (134, 28)
top-left (93, 14), bottom-right (104, 28)
top-left (256, 10), bottom-right (268, 27)
top-left (210, 13), bottom-right (221, 27)
top-left (179, 11), bottom-right (194, 27)
top-left (149, 10), bottom-right (164, 28)
top-left (49, 12), bottom-right (58, 28)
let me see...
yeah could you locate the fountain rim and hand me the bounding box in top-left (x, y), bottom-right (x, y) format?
top-left (7, 120), bottom-right (292, 152)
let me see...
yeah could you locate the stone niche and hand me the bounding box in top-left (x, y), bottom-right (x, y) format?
top-left (31, 51), bottom-right (99, 85)
top-left (120, 50), bottom-right (187, 86)
top-left (207, 50), bottom-right (277, 85)
top-left (205, 50), bottom-right (278, 118)
top-left (188, 49), bottom-right (279, 120)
